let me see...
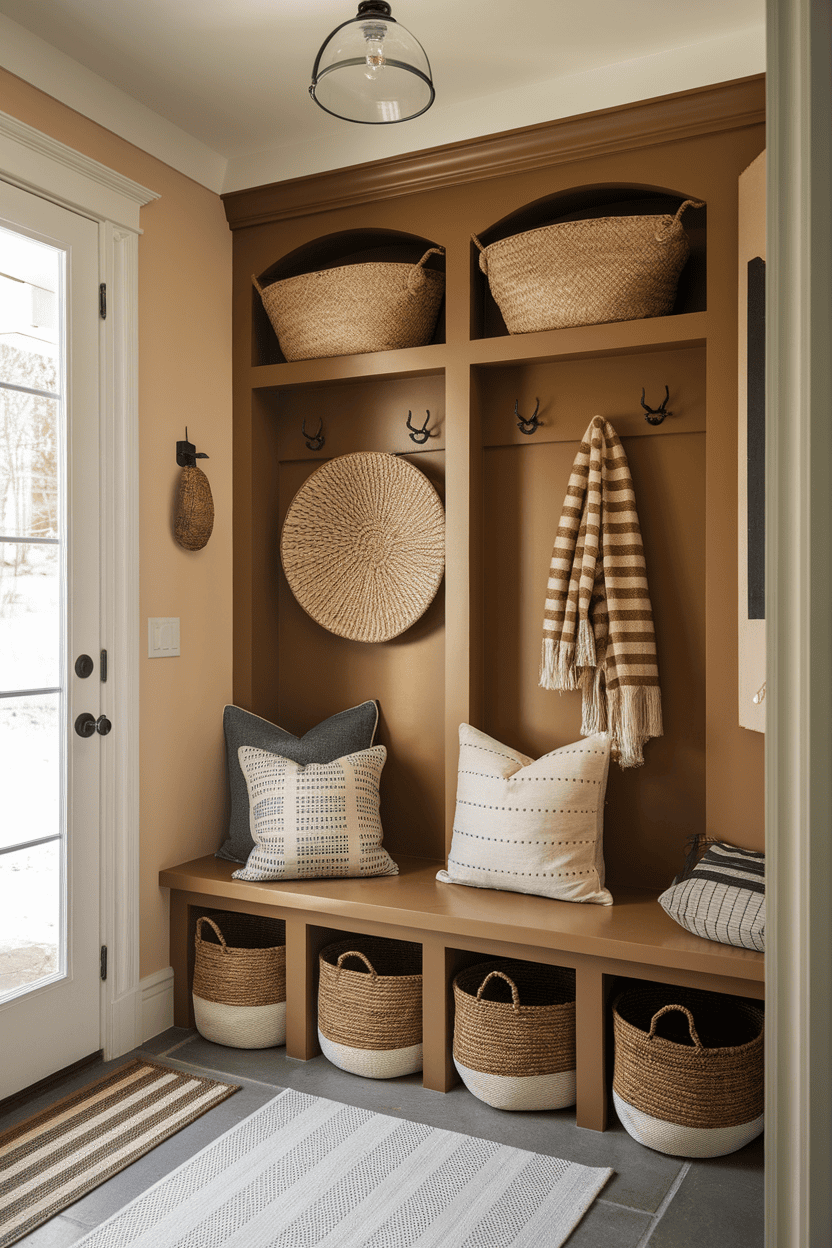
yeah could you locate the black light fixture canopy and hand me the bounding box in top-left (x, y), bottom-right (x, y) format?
top-left (310, 1), bottom-right (435, 125)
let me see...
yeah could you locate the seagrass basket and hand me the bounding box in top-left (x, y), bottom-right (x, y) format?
top-left (192, 914), bottom-right (286, 1049)
top-left (473, 199), bottom-right (703, 334)
top-left (612, 985), bottom-right (764, 1157)
top-left (253, 246), bottom-right (445, 361)
top-left (318, 937), bottom-right (423, 1078)
top-left (452, 960), bottom-right (576, 1110)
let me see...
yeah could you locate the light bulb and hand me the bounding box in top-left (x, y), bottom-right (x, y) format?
top-left (362, 21), bottom-right (387, 79)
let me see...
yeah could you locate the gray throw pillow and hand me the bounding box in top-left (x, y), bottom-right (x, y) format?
top-left (216, 701), bottom-right (379, 863)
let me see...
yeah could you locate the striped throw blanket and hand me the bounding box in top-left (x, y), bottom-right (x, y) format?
top-left (539, 415), bottom-right (662, 768)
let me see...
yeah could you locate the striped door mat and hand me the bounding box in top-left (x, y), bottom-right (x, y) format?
top-left (0, 1059), bottom-right (239, 1247)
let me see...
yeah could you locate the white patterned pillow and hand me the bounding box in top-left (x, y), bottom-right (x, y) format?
top-left (232, 745), bottom-right (398, 882)
top-left (658, 841), bottom-right (765, 951)
top-left (437, 725), bottom-right (612, 905)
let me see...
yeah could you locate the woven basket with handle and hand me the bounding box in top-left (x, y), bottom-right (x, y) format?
top-left (318, 937), bottom-right (423, 1079)
top-left (253, 247), bottom-right (445, 361)
top-left (473, 199), bottom-right (703, 334)
top-left (452, 960), bottom-right (576, 1110)
top-left (612, 984), bottom-right (764, 1157)
top-left (192, 914), bottom-right (286, 1049)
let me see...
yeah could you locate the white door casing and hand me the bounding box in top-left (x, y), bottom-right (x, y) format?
top-left (0, 108), bottom-right (156, 1073)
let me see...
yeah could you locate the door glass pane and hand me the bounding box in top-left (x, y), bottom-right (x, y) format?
top-left (0, 224), bottom-right (60, 386)
top-left (0, 841), bottom-right (62, 1000)
top-left (0, 694), bottom-right (60, 851)
top-left (0, 542), bottom-right (60, 688)
top-left (0, 388), bottom-right (60, 538)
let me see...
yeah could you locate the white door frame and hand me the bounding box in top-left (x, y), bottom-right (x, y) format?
top-left (766, 1), bottom-right (832, 1243)
top-left (0, 108), bottom-right (157, 1064)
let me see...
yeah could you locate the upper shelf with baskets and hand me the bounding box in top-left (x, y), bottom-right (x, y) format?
top-left (471, 185), bottom-right (706, 342)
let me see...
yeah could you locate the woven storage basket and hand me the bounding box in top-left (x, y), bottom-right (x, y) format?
top-left (192, 915), bottom-right (286, 1049)
top-left (174, 464), bottom-right (214, 551)
top-left (281, 451), bottom-right (445, 644)
top-left (612, 985), bottom-right (764, 1157)
top-left (473, 199), bottom-right (703, 334)
top-left (318, 937), bottom-right (423, 1078)
top-left (452, 960), bottom-right (576, 1110)
top-left (252, 247), bottom-right (445, 361)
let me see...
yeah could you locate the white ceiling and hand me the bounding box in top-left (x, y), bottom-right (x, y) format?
top-left (0, 1), bottom-right (765, 194)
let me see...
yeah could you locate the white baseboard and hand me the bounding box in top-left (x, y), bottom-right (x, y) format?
top-left (140, 966), bottom-right (175, 1043)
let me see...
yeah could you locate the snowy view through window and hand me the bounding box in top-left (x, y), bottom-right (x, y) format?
top-left (0, 225), bottom-right (64, 1002)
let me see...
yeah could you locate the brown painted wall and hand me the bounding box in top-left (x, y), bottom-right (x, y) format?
top-left (0, 69), bottom-right (233, 978)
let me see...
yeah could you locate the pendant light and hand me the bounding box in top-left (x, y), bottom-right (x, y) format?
top-left (310, 1), bottom-right (435, 125)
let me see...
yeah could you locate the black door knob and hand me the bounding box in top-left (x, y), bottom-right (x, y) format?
top-left (95, 715), bottom-right (112, 736)
top-left (75, 712), bottom-right (96, 737)
top-left (75, 654), bottom-right (94, 679)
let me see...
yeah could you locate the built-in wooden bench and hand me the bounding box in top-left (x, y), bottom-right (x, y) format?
top-left (161, 854), bottom-right (764, 1132)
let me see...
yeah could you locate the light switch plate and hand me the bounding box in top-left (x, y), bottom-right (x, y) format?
top-left (148, 617), bottom-right (180, 657)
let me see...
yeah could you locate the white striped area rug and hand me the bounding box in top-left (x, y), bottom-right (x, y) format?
top-left (74, 1088), bottom-right (612, 1248)
top-left (0, 1060), bottom-right (239, 1248)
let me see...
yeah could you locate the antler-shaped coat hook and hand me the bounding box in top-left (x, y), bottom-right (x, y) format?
top-left (406, 410), bottom-right (432, 445)
top-left (515, 398), bottom-right (541, 435)
top-left (641, 386), bottom-right (671, 426)
top-left (302, 416), bottom-right (325, 450)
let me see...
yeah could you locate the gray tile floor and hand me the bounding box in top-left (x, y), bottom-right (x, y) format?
top-left (4, 1028), bottom-right (764, 1247)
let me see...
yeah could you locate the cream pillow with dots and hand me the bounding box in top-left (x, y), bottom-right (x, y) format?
top-left (437, 724), bottom-right (612, 905)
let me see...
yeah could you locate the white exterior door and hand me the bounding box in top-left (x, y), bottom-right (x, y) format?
top-left (0, 180), bottom-right (102, 1098)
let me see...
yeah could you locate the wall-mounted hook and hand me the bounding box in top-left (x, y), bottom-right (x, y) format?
top-left (641, 386), bottom-right (671, 426)
top-left (302, 416), bottom-right (325, 451)
top-left (176, 426), bottom-right (209, 467)
top-left (515, 398), bottom-right (541, 436)
top-left (406, 410), bottom-right (432, 445)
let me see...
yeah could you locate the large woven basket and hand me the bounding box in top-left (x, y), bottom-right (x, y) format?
top-left (192, 915), bottom-right (286, 1049)
top-left (453, 960), bottom-right (576, 1110)
top-left (253, 247), bottom-right (445, 361)
top-left (318, 937), bottom-right (423, 1079)
top-left (612, 985), bottom-right (764, 1157)
top-left (281, 451), bottom-right (445, 644)
top-left (473, 199), bottom-right (703, 334)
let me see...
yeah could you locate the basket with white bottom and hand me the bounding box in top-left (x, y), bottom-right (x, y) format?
top-left (612, 985), bottom-right (764, 1157)
top-left (192, 914), bottom-right (286, 1049)
top-left (318, 937), bottom-right (422, 1079)
top-left (452, 960), bottom-right (576, 1110)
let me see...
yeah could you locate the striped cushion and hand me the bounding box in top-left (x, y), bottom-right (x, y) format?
top-left (658, 841), bottom-right (765, 952)
top-left (436, 725), bottom-right (613, 905)
top-left (232, 745), bottom-right (398, 882)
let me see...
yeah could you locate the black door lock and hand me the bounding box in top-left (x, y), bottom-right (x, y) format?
top-left (75, 654), bottom-right (94, 678)
top-left (74, 713), bottom-right (112, 737)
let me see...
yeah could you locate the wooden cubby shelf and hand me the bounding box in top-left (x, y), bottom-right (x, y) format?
top-left (161, 78), bottom-right (766, 1133)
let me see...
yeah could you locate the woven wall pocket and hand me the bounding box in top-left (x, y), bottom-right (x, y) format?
top-left (281, 451), bottom-right (445, 643)
top-left (452, 960), bottom-right (576, 1110)
top-left (472, 199), bottom-right (704, 335)
top-left (252, 246), bottom-right (445, 361)
top-left (612, 984), bottom-right (764, 1157)
top-left (318, 937), bottom-right (423, 1079)
top-left (192, 914), bottom-right (286, 1049)
top-left (174, 463), bottom-right (214, 551)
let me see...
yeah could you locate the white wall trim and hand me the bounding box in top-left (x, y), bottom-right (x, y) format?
top-left (140, 967), bottom-right (175, 1043)
top-left (0, 106), bottom-right (157, 232)
top-left (0, 13), bottom-right (227, 195)
top-left (766, 0), bottom-right (832, 1243)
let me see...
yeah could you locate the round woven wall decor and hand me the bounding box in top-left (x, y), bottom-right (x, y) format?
top-left (281, 452), bottom-right (445, 643)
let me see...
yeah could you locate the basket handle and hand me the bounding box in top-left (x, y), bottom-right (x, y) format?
top-left (251, 274), bottom-right (265, 295)
top-left (476, 970), bottom-right (520, 1011)
top-left (647, 1004), bottom-right (703, 1049)
top-left (654, 199), bottom-right (705, 243)
top-left (195, 916), bottom-right (227, 951)
top-left (407, 247), bottom-right (445, 293)
top-left (336, 950), bottom-right (378, 979)
top-left (471, 234), bottom-right (488, 276)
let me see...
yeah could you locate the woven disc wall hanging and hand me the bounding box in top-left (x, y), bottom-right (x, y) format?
top-left (280, 452), bottom-right (445, 643)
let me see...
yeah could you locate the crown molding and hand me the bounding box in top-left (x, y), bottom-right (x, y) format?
top-left (222, 74), bottom-right (765, 231)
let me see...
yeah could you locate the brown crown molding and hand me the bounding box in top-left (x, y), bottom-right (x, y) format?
top-left (222, 75), bottom-right (765, 230)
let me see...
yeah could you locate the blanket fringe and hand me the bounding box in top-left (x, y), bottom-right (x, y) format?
top-left (606, 686), bottom-right (664, 768)
top-left (576, 618), bottom-right (597, 668)
top-left (539, 639), bottom-right (579, 691)
top-left (580, 666), bottom-right (608, 736)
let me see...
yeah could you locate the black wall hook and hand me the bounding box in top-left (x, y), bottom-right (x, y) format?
top-left (641, 387), bottom-right (672, 426)
top-left (176, 426), bottom-right (209, 467)
top-left (515, 398), bottom-right (541, 435)
top-left (302, 417), bottom-right (325, 451)
top-left (406, 410), bottom-right (432, 445)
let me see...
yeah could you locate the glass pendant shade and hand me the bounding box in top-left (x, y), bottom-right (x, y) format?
top-left (310, 1), bottom-right (435, 124)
